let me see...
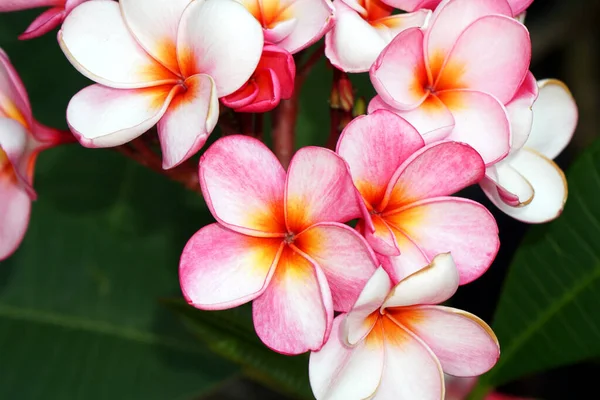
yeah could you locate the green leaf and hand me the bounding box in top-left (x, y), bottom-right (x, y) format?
top-left (167, 301), bottom-right (313, 400)
top-left (0, 146), bottom-right (236, 399)
top-left (479, 140), bottom-right (600, 387)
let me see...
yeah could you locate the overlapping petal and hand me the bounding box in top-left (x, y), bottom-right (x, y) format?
top-left (19, 7), bottom-right (65, 40)
top-left (0, 49), bottom-right (33, 128)
top-left (273, 0), bottom-right (334, 54)
top-left (504, 71), bottom-right (538, 151)
top-left (0, 167), bottom-right (31, 261)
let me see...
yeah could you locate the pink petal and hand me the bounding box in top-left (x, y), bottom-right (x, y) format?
top-left (285, 147), bottom-right (362, 233)
top-left (508, 0), bottom-right (533, 15)
top-left (19, 7), bottom-right (65, 40)
top-left (342, 267), bottom-right (391, 346)
top-left (373, 316), bottom-right (444, 400)
top-left (385, 198), bottom-right (499, 284)
top-left (273, 0), bottom-right (334, 54)
top-left (309, 316), bottom-right (384, 400)
top-left (199, 135), bottom-right (287, 237)
top-left (505, 71), bottom-right (538, 151)
top-left (526, 79), bottom-right (578, 160)
top-left (482, 149), bottom-right (567, 224)
top-left (258, 44), bottom-right (296, 99)
top-left (0, 0), bottom-right (62, 11)
top-left (179, 223), bottom-right (283, 310)
top-left (382, 141), bottom-right (485, 211)
top-left (253, 246), bottom-right (333, 355)
top-left (64, 0), bottom-right (88, 13)
top-left (337, 110), bottom-right (424, 210)
top-left (438, 89), bottom-right (511, 165)
top-left (120, 0), bottom-right (191, 74)
top-left (0, 119), bottom-right (36, 197)
top-left (425, 0), bottom-right (512, 79)
top-left (382, 253), bottom-right (459, 309)
top-left (220, 79), bottom-right (260, 110)
top-left (177, 0), bottom-right (263, 96)
top-left (365, 214), bottom-right (401, 256)
top-left (228, 69), bottom-right (281, 113)
top-left (294, 222), bottom-right (378, 312)
top-left (384, 223), bottom-right (432, 282)
top-left (58, 0), bottom-right (178, 88)
top-left (66, 84), bottom-right (180, 148)
top-left (158, 74), bottom-right (219, 169)
top-left (381, 0), bottom-right (440, 12)
top-left (392, 305), bottom-right (500, 376)
top-left (435, 15), bottom-right (531, 104)
top-left (368, 94), bottom-right (455, 142)
top-left (0, 171), bottom-right (31, 261)
top-left (0, 49), bottom-right (33, 128)
top-left (370, 27), bottom-right (429, 111)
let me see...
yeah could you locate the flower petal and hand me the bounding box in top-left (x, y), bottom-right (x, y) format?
top-left (253, 246), bottom-right (333, 354)
top-left (0, 0), bottom-right (62, 11)
top-left (66, 84), bottom-right (179, 148)
top-left (382, 141), bottom-right (485, 211)
top-left (439, 89), bottom-right (511, 165)
top-left (368, 94), bottom-right (455, 142)
top-left (504, 71), bottom-right (538, 151)
top-left (258, 44), bottom-right (296, 99)
top-left (481, 148), bottom-right (567, 223)
top-left (385, 198), bottom-right (499, 284)
top-left (120, 0), bottom-right (191, 74)
top-left (19, 7), bottom-right (65, 41)
top-left (508, 0), bottom-right (533, 15)
top-left (294, 222), bottom-right (378, 312)
top-left (274, 0), bottom-right (334, 54)
top-left (309, 316), bottom-right (384, 400)
top-left (366, 214), bottom-right (401, 256)
top-left (342, 267), bottom-right (391, 346)
top-left (285, 147), bottom-right (362, 233)
top-left (177, 0), bottom-right (263, 96)
top-left (391, 305), bottom-right (499, 376)
top-left (381, 0), bottom-right (440, 12)
top-left (179, 223), bottom-right (283, 310)
top-left (59, 0), bottom-right (178, 88)
top-left (158, 74), bottom-right (219, 169)
top-left (382, 253), bottom-right (458, 309)
top-left (526, 79), bottom-right (578, 160)
top-left (370, 27), bottom-right (429, 111)
top-left (384, 223), bottom-right (431, 282)
top-left (425, 0), bottom-right (512, 79)
top-left (484, 161), bottom-right (534, 207)
top-left (229, 69), bottom-right (280, 113)
top-left (0, 173), bottom-right (31, 261)
top-left (199, 135), bottom-right (286, 237)
top-left (0, 49), bottom-right (32, 128)
top-left (373, 316), bottom-right (444, 400)
top-left (337, 110), bottom-right (424, 210)
top-left (435, 15), bottom-right (531, 104)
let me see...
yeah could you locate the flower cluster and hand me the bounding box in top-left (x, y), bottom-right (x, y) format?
top-left (0, 0), bottom-right (579, 399)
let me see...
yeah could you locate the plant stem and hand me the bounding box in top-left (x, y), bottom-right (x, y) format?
top-left (272, 95), bottom-right (298, 169)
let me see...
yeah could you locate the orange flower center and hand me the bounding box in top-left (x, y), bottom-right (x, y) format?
top-left (242, 0), bottom-right (292, 29)
top-left (357, 0), bottom-right (394, 23)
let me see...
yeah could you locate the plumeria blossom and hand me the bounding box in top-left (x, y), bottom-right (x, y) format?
top-left (221, 44), bottom-right (295, 113)
top-left (0, 0), bottom-right (88, 40)
top-left (324, 0), bottom-right (431, 72)
top-left (0, 49), bottom-right (70, 260)
top-left (445, 375), bottom-right (535, 400)
top-left (369, 0), bottom-right (532, 166)
top-left (180, 135), bottom-right (378, 355)
top-left (481, 79), bottom-right (578, 223)
top-left (337, 110), bottom-right (499, 284)
top-left (236, 0), bottom-right (334, 54)
top-left (59, 0), bottom-right (264, 169)
top-left (309, 255), bottom-right (500, 400)
top-left (384, 0), bottom-right (533, 16)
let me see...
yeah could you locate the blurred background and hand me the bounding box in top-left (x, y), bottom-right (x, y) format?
top-left (1, 0), bottom-right (599, 399)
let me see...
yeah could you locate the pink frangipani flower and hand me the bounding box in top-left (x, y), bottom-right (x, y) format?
top-left (0, 49), bottom-right (72, 260)
top-left (236, 0), bottom-right (334, 54)
top-left (383, 0), bottom-right (534, 16)
top-left (324, 0), bottom-right (430, 72)
top-left (309, 255), bottom-right (500, 400)
top-left (0, 0), bottom-right (88, 40)
top-left (59, 0), bottom-right (264, 169)
top-left (337, 110), bottom-right (499, 284)
top-left (481, 79), bottom-right (578, 223)
top-left (179, 135), bottom-right (378, 355)
top-left (221, 44), bottom-right (295, 113)
top-left (368, 0), bottom-right (532, 166)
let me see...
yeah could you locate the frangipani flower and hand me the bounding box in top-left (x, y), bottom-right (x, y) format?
top-left (0, 0), bottom-right (88, 40)
top-left (309, 255), bottom-right (500, 400)
top-left (1, 49), bottom-right (71, 260)
top-left (180, 135), bottom-right (378, 355)
top-left (445, 375), bottom-right (535, 400)
top-left (481, 79), bottom-right (578, 223)
top-left (236, 0), bottom-right (334, 54)
top-left (384, 0), bottom-right (533, 16)
top-left (59, 0), bottom-right (264, 169)
top-left (369, 0), bottom-right (532, 166)
top-left (337, 110), bottom-right (499, 284)
top-left (221, 44), bottom-right (295, 113)
top-left (324, 0), bottom-right (430, 72)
